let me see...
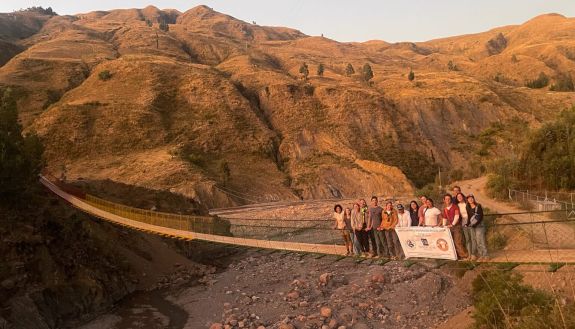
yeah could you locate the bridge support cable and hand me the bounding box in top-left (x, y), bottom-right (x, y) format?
top-left (39, 175), bottom-right (575, 266)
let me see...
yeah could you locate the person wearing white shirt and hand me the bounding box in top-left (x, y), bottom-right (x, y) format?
top-left (396, 204), bottom-right (411, 227)
top-left (423, 198), bottom-right (441, 227)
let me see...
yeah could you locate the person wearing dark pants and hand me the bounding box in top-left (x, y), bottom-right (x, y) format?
top-left (368, 196), bottom-right (387, 257)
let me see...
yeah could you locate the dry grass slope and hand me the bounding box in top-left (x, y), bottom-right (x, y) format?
top-left (1, 7), bottom-right (574, 206)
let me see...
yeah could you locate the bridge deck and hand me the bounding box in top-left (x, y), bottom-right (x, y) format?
top-left (40, 176), bottom-right (575, 264)
top-left (41, 176), bottom-right (346, 255)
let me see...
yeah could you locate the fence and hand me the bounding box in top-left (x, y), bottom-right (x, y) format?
top-left (509, 189), bottom-right (575, 211)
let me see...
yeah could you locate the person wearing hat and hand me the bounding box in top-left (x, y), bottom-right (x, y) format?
top-left (394, 204), bottom-right (410, 259)
top-left (396, 204), bottom-right (411, 227)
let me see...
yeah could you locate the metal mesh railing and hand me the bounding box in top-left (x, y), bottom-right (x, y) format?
top-left (84, 194), bottom-right (231, 235)
top-left (482, 210), bottom-right (575, 263)
top-left (41, 175), bottom-right (575, 263)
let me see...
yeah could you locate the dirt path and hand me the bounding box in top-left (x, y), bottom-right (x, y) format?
top-left (458, 176), bottom-right (575, 251)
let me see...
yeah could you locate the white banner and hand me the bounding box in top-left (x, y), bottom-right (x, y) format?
top-left (395, 227), bottom-right (457, 260)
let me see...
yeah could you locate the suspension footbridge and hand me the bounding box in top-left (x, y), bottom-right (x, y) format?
top-left (40, 175), bottom-right (575, 265)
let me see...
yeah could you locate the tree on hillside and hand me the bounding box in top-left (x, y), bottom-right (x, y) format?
top-left (317, 63), bottom-right (325, 77)
top-left (525, 72), bottom-right (549, 89)
top-left (408, 70), bottom-right (415, 81)
top-left (0, 88), bottom-right (44, 200)
top-left (362, 63), bottom-right (374, 82)
top-left (299, 63), bottom-right (309, 80)
top-left (159, 19), bottom-right (169, 32)
top-left (345, 63), bottom-right (355, 77)
top-left (20, 6), bottom-right (57, 16)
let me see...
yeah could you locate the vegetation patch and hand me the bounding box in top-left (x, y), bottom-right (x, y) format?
top-left (471, 270), bottom-right (575, 328)
top-left (98, 70), bottom-right (112, 81)
top-left (525, 72), bottom-right (549, 89)
top-left (550, 73), bottom-right (574, 92)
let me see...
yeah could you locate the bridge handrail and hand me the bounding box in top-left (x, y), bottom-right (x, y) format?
top-left (84, 194), bottom-right (213, 221)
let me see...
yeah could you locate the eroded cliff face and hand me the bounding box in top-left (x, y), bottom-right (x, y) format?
top-left (1, 7), bottom-right (575, 205)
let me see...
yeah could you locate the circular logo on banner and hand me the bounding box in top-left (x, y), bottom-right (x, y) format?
top-left (407, 240), bottom-right (415, 248)
top-left (436, 238), bottom-right (449, 251)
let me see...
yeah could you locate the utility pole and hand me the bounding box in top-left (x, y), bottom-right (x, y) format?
top-left (438, 167), bottom-right (442, 191)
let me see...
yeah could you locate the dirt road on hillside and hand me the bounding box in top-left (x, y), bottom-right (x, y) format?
top-left (458, 176), bottom-right (575, 251)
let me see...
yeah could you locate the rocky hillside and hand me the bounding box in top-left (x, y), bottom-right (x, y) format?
top-left (1, 6), bottom-right (574, 206)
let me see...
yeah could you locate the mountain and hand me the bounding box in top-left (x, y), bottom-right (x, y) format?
top-left (1, 6), bottom-right (574, 207)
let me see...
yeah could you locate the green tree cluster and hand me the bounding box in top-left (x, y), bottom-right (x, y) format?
top-left (0, 88), bottom-right (44, 200)
top-left (486, 107), bottom-right (575, 196)
top-left (519, 108), bottom-right (575, 190)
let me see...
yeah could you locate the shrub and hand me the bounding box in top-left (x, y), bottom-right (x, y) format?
top-left (470, 270), bottom-right (573, 329)
top-left (185, 153), bottom-right (205, 167)
top-left (486, 33), bottom-right (507, 55)
top-left (299, 63), bottom-right (309, 80)
top-left (408, 70), bottom-right (415, 81)
top-left (493, 72), bottom-right (510, 84)
top-left (486, 173), bottom-right (514, 200)
top-left (98, 70), bottom-right (112, 81)
top-left (317, 63), bottom-right (324, 76)
top-left (159, 20), bottom-right (169, 32)
top-left (550, 73), bottom-right (574, 92)
top-left (447, 60), bottom-right (459, 71)
top-left (525, 72), bottom-right (549, 89)
top-left (43, 89), bottom-right (62, 109)
top-left (361, 63), bottom-right (374, 82)
top-left (345, 63), bottom-right (355, 77)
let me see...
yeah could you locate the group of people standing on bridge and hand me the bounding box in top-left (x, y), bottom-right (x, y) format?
top-left (332, 185), bottom-right (489, 261)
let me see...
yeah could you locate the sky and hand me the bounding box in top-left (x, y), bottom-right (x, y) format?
top-left (3, 0), bottom-right (575, 42)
